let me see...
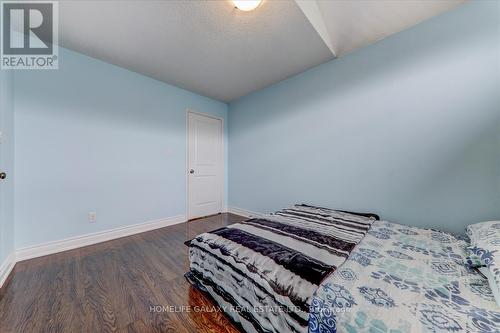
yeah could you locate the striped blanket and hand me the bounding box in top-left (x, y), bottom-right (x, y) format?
top-left (186, 204), bottom-right (377, 333)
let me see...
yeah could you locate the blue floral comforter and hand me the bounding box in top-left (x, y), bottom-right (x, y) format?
top-left (309, 221), bottom-right (500, 333)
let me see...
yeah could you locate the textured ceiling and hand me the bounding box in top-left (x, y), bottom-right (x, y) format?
top-left (58, 0), bottom-right (333, 102)
top-left (316, 0), bottom-right (465, 57)
top-left (57, 0), bottom-right (465, 102)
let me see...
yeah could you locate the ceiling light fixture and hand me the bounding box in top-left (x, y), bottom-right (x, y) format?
top-left (233, 0), bottom-right (262, 12)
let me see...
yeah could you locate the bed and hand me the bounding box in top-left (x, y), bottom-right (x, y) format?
top-left (186, 204), bottom-right (378, 333)
top-left (309, 220), bottom-right (500, 333)
top-left (186, 205), bottom-right (500, 333)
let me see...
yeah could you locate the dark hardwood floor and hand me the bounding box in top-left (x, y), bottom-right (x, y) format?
top-left (0, 213), bottom-right (246, 333)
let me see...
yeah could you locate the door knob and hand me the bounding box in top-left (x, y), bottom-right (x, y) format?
top-left (0, 172), bottom-right (6, 180)
top-left (189, 169), bottom-right (195, 174)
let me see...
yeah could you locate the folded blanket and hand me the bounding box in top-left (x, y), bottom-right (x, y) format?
top-left (187, 204), bottom-right (377, 333)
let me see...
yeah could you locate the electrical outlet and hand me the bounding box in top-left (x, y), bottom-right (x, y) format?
top-left (88, 212), bottom-right (97, 223)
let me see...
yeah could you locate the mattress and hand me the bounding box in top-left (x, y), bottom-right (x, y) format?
top-left (186, 204), bottom-right (377, 333)
top-left (309, 220), bottom-right (500, 333)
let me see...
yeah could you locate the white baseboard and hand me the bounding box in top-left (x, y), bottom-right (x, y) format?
top-left (15, 214), bottom-right (186, 262)
top-left (0, 252), bottom-right (16, 289)
top-left (227, 206), bottom-right (265, 218)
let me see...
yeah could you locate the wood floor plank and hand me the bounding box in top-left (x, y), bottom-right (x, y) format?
top-left (0, 213), bottom-right (245, 333)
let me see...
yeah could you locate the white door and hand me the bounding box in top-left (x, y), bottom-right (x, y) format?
top-left (188, 111), bottom-right (223, 219)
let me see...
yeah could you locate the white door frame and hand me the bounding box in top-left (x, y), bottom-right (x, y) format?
top-left (186, 109), bottom-right (224, 220)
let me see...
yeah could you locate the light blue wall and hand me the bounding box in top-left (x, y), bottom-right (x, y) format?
top-left (7, 1), bottom-right (500, 249)
top-left (0, 70), bottom-right (15, 263)
top-left (14, 47), bottom-right (228, 248)
top-left (228, 1), bottom-right (500, 234)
